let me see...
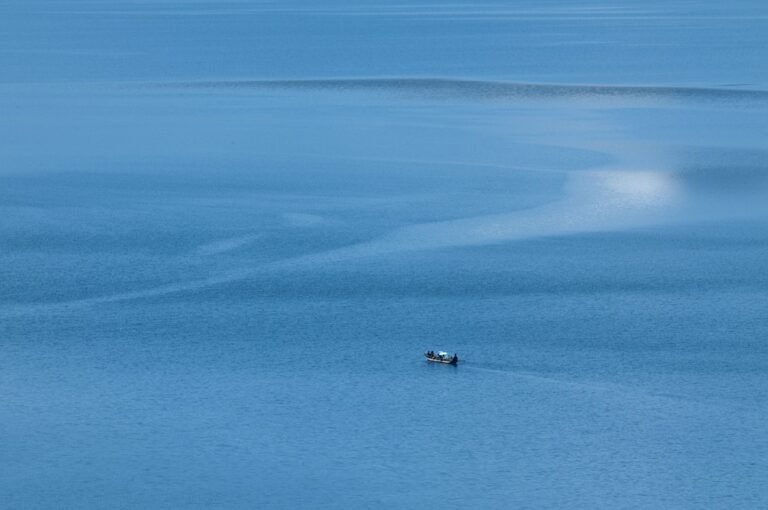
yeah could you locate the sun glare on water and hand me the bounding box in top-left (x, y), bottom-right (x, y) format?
top-left (594, 169), bottom-right (680, 207)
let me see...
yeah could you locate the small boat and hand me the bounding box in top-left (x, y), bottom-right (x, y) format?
top-left (424, 350), bottom-right (459, 365)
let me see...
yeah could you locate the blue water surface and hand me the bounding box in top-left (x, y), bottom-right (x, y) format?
top-left (2, 1), bottom-right (768, 508)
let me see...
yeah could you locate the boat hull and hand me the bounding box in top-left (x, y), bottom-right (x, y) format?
top-left (425, 357), bottom-right (458, 365)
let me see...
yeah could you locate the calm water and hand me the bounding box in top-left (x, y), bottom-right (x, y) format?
top-left (2, 1), bottom-right (768, 508)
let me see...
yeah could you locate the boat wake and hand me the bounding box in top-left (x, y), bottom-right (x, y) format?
top-left (460, 363), bottom-right (697, 406)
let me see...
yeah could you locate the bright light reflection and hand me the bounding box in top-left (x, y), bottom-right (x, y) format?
top-left (594, 169), bottom-right (679, 206)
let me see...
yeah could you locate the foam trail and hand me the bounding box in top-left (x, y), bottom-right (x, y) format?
top-left (0, 169), bottom-right (681, 317)
top-left (274, 169), bottom-right (681, 266)
top-left (0, 266), bottom-right (269, 319)
top-left (193, 234), bottom-right (260, 256)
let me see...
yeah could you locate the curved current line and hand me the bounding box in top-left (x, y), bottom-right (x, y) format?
top-left (153, 77), bottom-right (768, 103)
top-left (1, 169), bottom-right (682, 317)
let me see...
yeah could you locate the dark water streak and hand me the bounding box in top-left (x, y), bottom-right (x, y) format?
top-left (157, 77), bottom-right (768, 104)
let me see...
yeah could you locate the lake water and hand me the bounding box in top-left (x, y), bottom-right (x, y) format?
top-left (2, 1), bottom-right (768, 508)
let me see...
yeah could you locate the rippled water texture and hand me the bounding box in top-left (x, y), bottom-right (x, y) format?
top-left (2, 1), bottom-right (768, 509)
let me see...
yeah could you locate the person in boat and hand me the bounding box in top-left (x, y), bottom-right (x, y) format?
top-left (452, 354), bottom-right (459, 363)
